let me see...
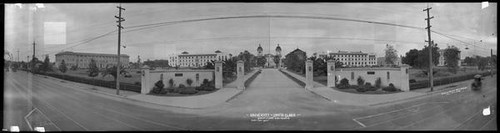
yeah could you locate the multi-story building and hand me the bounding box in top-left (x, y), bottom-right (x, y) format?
top-left (319, 51), bottom-right (377, 67)
top-left (168, 50), bottom-right (230, 68)
top-left (55, 51), bottom-right (129, 69)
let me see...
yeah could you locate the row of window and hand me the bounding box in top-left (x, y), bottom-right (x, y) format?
top-left (332, 54), bottom-right (371, 58)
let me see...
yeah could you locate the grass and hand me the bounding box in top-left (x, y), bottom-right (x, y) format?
top-left (279, 69), bottom-right (306, 87)
top-left (62, 68), bottom-right (142, 85)
top-left (331, 87), bottom-right (402, 94)
top-left (148, 87), bottom-right (218, 97)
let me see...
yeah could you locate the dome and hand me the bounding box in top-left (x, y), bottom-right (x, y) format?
top-left (257, 44), bottom-right (263, 51)
top-left (215, 50), bottom-right (222, 53)
top-left (181, 51), bottom-right (189, 54)
top-left (275, 44), bottom-right (281, 51)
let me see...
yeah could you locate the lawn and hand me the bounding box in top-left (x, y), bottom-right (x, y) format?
top-left (60, 68), bottom-right (142, 85)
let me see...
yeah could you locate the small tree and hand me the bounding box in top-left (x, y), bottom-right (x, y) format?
top-left (168, 79), bottom-right (174, 88)
top-left (375, 77), bottom-right (382, 88)
top-left (87, 59), bottom-right (99, 77)
top-left (385, 44), bottom-right (398, 66)
top-left (186, 78), bottom-right (193, 87)
top-left (357, 76), bottom-right (365, 86)
top-left (59, 60), bottom-right (67, 73)
top-left (42, 55), bottom-right (51, 72)
top-left (444, 45), bottom-right (461, 74)
top-left (338, 78), bottom-right (350, 89)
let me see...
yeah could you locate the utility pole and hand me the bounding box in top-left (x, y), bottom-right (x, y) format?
top-left (17, 49), bottom-right (19, 62)
top-left (32, 41), bottom-right (36, 71)
top-left (115, 4), bottom-right (125, 95)
top-left (424, 5), bottom-right (434, 91)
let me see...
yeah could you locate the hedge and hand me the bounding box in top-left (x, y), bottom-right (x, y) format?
top-left (279, 69), bottom-right (306, 87)
top-left (34, 72), bottom-right (141, 93)
top-left (409, 71), bottom-right (494, 90)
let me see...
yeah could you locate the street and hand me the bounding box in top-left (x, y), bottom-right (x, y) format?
top-left (3, 69), bottom-right (497, 130)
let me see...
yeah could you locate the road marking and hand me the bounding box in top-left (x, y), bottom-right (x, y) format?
top-left (9, 77), bottom-right (90, 131)
top-left (353, 101), bottom-right (449, 128)
top-left (34, 76), bottom-right (187, 130)
top-left (24, 108), bottom-right (37, 131)
top-left (36, 108), bottom-right (62, 131)
top-left (352, 119), bottom-right (366, 127)
top-left (479, 117), bottom-right (496, 130)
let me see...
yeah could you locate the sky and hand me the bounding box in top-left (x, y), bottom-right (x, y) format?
top-left (4, 3), bottom-right (497, 62)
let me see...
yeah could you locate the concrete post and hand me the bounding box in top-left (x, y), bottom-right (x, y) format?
top-left (215, 61), bottom-right (223, 89)
top-left (400, 65), bottom-right (410, 92)
top-left (140, 68), bottom-right (150, 94)
top-left (327, 59), bottom-right (336, 87)
top-left (305, 60), bottom-right (313, 90)
top-left (237, 60), bottom-right (245, 89)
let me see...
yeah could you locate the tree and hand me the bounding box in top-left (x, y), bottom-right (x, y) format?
top-left (476, 56), bottom-right (488, 71)
top-left (415, 43), bottom-right (440, 69)
top-left (402, 49), bottom-right (419, 67)
top-left (273, 55), bottom-right (281, 66)
top-left (463, 56), bottom-right (476, 66)
top-left (256, 56), bottom-right (267, 67)
top-left (203, 60), bottom-right (215, 69)
top-left (59, 60), bottom-right (67, 73)
top-left (384, 44), bottom-right (398, 66)
top-left (284, 48), bottom-right (307, 74)
top-left (87, 59), bottom-right (99, 77)
top-left (101, 65), bottom-right (127, 80)
top-left (443, 45), bottom-right (461, 73)
top-left (42, 55), bottom-right (51, 72)
top-left (186, 78), bottom-right (193, 87)
top-left (237, 50), bottom-right (256, 73)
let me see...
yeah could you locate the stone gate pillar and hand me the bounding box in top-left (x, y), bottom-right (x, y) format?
top-left (237, 60), bottom-right (245, 89)
top-left (400, 65), bottom-right (410, 92)
top-left (327, 59), bottom-right (336, 87)
top-left (140, 67), bottom-right (151, 94)
top-left (215, 61), bottom-right (223, 89)
top-left (305, 59), bottom-right (313, 90)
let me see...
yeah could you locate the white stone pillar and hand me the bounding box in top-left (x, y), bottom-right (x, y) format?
top-left (237, 60), bottom-right (245, 89)
top-left (215, 61), bottom-right (223, 89)
top-left (141, 68), bottom-right (150, 94)
top-left (400, 65), bottom-right (410, 92)
top-left (305, 60), bottom-right (314, 90)
top-left (327, 59), bottom-right (336, 87)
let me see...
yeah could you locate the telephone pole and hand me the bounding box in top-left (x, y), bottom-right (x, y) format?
top-left (32, 41), bottom-right (36, 71)
top-left (424, 5), bottom-right (435, 91)
top-left (17, 49), bottom-right (19, 62)
top-left (115, 4), bottom-right (125, 95)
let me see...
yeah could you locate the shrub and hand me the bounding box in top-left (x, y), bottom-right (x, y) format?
top-left (356, 85), bottom-right (367, 92)
top-left (134, 81), bottom-right (141, 86)
top-left (409, 79), bottom-right (416, 83)
top-left (357, 76), bottom-right (365, 86)
top-left (365, 82), bottom-right (378, 91)
top-left (382, 83), bottom-right (398, 92)
top-left (375, 77), bottom-right (382, 88)
top-left (178, 84), bottom-right (186, 88)
top-left (168, 79), bottom-right (174, 87)
top-left (186, 78), bottom-right (193, 87)
top-left (338, 78), bottom-right (350, 89)
top-left (150, 80), bottom-right (164, 94)
top-left (179, 88), bottom-right (198, 94)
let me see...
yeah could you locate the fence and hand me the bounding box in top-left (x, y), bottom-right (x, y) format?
top-left (409, 71), bottom-right (495, 90)
top-left (34, 72), bottom-right (141, 93)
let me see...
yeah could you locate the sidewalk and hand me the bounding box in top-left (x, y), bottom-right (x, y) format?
top-left (225, 68), bottom-right (261, 88)
top-left (279, 69), bottom-right (326, 87)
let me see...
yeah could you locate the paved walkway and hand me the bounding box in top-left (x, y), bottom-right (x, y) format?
top-left (279, 68), bottom-right (326, 87)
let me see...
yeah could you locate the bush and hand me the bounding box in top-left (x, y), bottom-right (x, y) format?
top-left (186, 78), bottom-right (193, 87)
top-left (338, 78), bottom-right (350, 89)
top-left (409, 79), bottom-right (416, 83)
top-left (364, 82), bottom-right (378, 91)
top-left (382, 83), bottom-right (398, 92)
top-left (357, 76), bottom-right (365, 86)
top-left (179, 88), bottom-right (198, 94)
top-left (168, 79), bottom-right (174, 88)
top-left (356, 85), bottom-right (367, 92)
top-left (178, 84), bottom-right (186, 88)
top-left (375, 77), bottom-right (382, 88)
top-left (134, 81), bottom-right (141, 86)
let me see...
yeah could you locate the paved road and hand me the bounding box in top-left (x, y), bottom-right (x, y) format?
top-left (3, 69), bottom-right (497, 131)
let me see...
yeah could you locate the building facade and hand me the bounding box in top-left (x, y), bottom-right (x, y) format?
top-left (168, 50), bottom-right (230, 68)
top-left (55, 51), bottom-right (129, 69)
top-left (319, 51), bottom-right (377, 67)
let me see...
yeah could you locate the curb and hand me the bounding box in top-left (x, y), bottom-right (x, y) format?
top-left (306, 89), bottom-right (332, 102)
top-left (225, 89), bottom-right (244, 102)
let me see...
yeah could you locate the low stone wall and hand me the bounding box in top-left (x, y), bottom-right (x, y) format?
top-left (141, 69), bottom-right (215, 94)
top-left (332, 67), bottom-right (410, 91)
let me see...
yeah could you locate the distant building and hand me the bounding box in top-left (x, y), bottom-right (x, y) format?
top-left (55, 51), bottom-right (129, 69)
top-left (319, 51), bottom-right (377, 67)
top-left (167, 50), bottom-right (230, 68)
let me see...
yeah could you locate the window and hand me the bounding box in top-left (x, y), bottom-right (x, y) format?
top-left (387, 71), bottom-right (390, 79)
top-left (367, 71), bottom-right (375, 75)
top-left (351, 72), bottom-right (354, 80)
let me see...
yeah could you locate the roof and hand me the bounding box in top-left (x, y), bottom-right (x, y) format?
top-left (275, 44), bottom-right (281, 51)
top-left (178, 54), bottom-right (217, 57)
top-left (257, 44), bottom-right (263, 51)
top-left (215, 50), bottom-right (222, 53)
top-left (55, 51), bottom-right (129, 57)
